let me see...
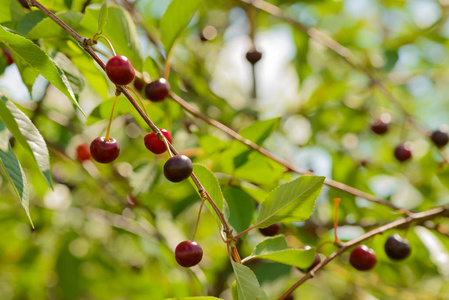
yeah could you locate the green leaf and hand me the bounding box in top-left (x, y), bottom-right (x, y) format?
top-left (255, 175), bottom-right (325, 228)
top-left (234, 153), bottom-right (284, 185)
top-left (0, 140), bottom-right (32, 227)
top-left (189, 164), bottom-right (224, 226)
top-left (130, 162), bottom-right (159, 195)
top-left (437, 164), bottom-right (449, 190)
top-left (231, 261), bottom-right (263, 300)
top-left (0, 26), bottom-right (84, 114)
top-left (223, 187), bottom-right (254, 234)
top-left (80, 5), bottom-right (142, 71)
top-left (17, 11), bottom-right (47, 36)
top-left (160, 0), bottom-right (202, 54)
top-left (164, 298), bottom-right (223, 300)
top-left (0, 94), bottom-right (53, 189)
top-left (246, 236), bottom-right (315, 269)
top-left (26, 11), bottom-right (83, 40)
top-left (143, 55), bottom-right (161, 80)
top-left (10, 50), bottom-right (38, 96)
top-left (97, 2), bottom-right (108, 34)
top-left (240, 118), bottom-right (280, 146)
top-left (0, 120), bottom-right (8, 152)
top-left (0, 0), bottom-right (12, 23)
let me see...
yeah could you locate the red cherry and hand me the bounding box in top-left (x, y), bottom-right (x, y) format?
top-left (175, 240), bottom-right (203, 268)
top-left (133, 77), bottom-right (145, 91)
top-left (76, 143), bottom-right (91, 162)
top-left (105, 55), bottom-right (135, 86)
top-left (3, 49), bottom-right (13, 66)
top-left (394, 143), bottom-right (412, 162)
top-left (144, 129), bottom-right (172, 154)
top-left (163, 155), bottom-right (193, 182)
top-left (258, 223), bottom-right (282, 236)
top-left (90, 137), bottom-right (120, 163)
top-left (144, 78), bottom-right (170, 102)
top-left (370, 113), bottom-right (391, 135)
top-left (349, 245), bottom-right (377, 271)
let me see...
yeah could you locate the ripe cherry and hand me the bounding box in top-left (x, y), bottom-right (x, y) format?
top-left (175, 240), bottom-right (203, 267)
top-left (163, 155), bottom-right (193, 182)
top-left (370, 113), bottom-right (391, 135)
top-left (384, 234), bottom-right (411, 261)
top-left (431, 129), bottom-right (449, 148)
top-left (133, 77), bottom-right (145, 91)
top-left (105, 55), bottom-right (135, 86)
top-left (259, 223), bottom-right (282, 236)
top-left (76, 143), bottom-right (91, 162)
top-left (144, 78), bottom-right (170, 102)
top-left (144, 129), bottom-right (172, 154)
top-left (394, 143), bottom-right (412, 162)
top-left (246, 49), bottom-right (262, 65)
top-left (2, 49), bottom-right (13, 66)
top-left (90, 137), bottom-right (120, 164)
top-left (349, 245), bottom-right (377, 271)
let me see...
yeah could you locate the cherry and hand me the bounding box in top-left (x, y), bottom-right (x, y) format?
top-left (75, 143), bottom-right (91, 162)
top-left (246, 49), bottom-right (262, 65)
top-left (133, 77), bottom-right (145, 91)
top-left (370, 113), bottom-right (391, 135)
top-left (18, 0), bottom-right (30, 8)
top-left (144, 129), bottom-right (172, 154)
top-left (431, 129), bottom-right (449, 148)
top-left (284, 296), bottom-right (294, 300)
top-left (2, 49), bottom-right (13, 66)
top-left (105, 55), bottom-right (135, 86)
top-left (175, 240), bottom-right (203, 267)
top-left (90, 137), bottom-right (120, 164)
top-left (259, 223), bottom-right (282, 236)
top-left (163, 155), bottom-right (193, 182)
top-left (349, 245), bottom-right (377, 271)
top-left (384, 234), bottom-right (411, 261)
top-left (394, 143), bottom-right (412, 162)
top-left (144, 78), bottom-right (170, 102)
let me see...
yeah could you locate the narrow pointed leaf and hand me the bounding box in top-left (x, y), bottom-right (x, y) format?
top-left (160, 0), bottom-right (202, 54)
top-left (256, 175), bottom-right (325, 228)
top-left (0, 26), bottom-right (84, 113)
top-left (97, 2), bottom-right (108, 34)
top-left (0, 94), bottom-right (53, 188)
top-left (231, 261), bottom-right (262, 300)
top-left (246, 236), bottom-right (316, 269)
top-left (0, 142), bottom-right (32, 227)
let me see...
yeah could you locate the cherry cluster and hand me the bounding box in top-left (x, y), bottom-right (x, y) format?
top-left (370, 113), bottom-right (449, 162)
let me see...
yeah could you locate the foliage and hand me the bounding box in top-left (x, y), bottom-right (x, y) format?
top-left (1, 0), bottom-right (449, 299)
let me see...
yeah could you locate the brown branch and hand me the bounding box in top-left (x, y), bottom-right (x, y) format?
top-left (170, 92), bottom-right (401, 210)
top-left (29, 0), bottom-right (233, 240)
top-left (277, 205), bottom-right (449, 300)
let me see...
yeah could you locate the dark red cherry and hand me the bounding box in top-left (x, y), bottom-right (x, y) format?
top-left (163, 155), bottom-right (193, 182)
top-left (284, 296), bottom-right (294, 300)
top-left (349, 245), bottom-right (377, 271)
top-left (246, 49), bottom-right (262, 65)
top-left (105, 55), bottom-right (135, 86)
top-left (175, 240), bottom-right (203, 267)
top-left (3, 49), bottom-right (13, 66)
top-left (431, 129), bottom-right (449, 148)
top-left (133, 77), bottom-right (145, 91)
top-left (76, 143), bottom-right (91, 162)
top-left (394, 143), bottom-right (412, 162)
top-left (18, 0), bottom-right (30, 8)
top-left (90, 137), bottom-right (120, 163)
top-left (370, 113), bottom-right (391, 135)
top-left (144, 129), bottom-right (172, 154)
top-left (144, 78), bottom-right (170, 102)
top-left (384, 234), bottom-right (411, 261)
top-left (258, 223), bottom-right (282, 236)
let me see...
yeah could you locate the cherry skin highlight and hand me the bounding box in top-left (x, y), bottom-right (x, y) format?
top-left (384, 234), bottom-right (411, 261)
top-left (144, 129), bottom-right (172, 154)
top-left (90, 137), bottom-right (120, 164)
top-left (259, 223), bottom-right (282, 236)
top-left (431, 130), bottom-right (449, 148)
top-left (394, 144), bottom-right (412, 162)
top-left (105, 55), bottom-right (135, 86)
top-left (175, 240), bottom-right (203, 268)
top-left (144, 78), bottom-right (170, 102)
top-left (76, 143), bottom-right (91, 162)
top-left (349, 245), bottom-right (377, 271)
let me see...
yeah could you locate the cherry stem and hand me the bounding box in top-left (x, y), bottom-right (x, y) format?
top-left (192, 197), bottom-right (205, 241)
top-left (105, 94), bottom-right (118, 141)
top-left (230, 240), bottom-right (242, 263)
top-left (333, 198), bottom-right (341, 244)
top-left (94, 34), bottom-right (117, 57)
top-left (126, 86), bottom-right (148, 116)
top-left (163, 50), bottom-right (173, 80)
